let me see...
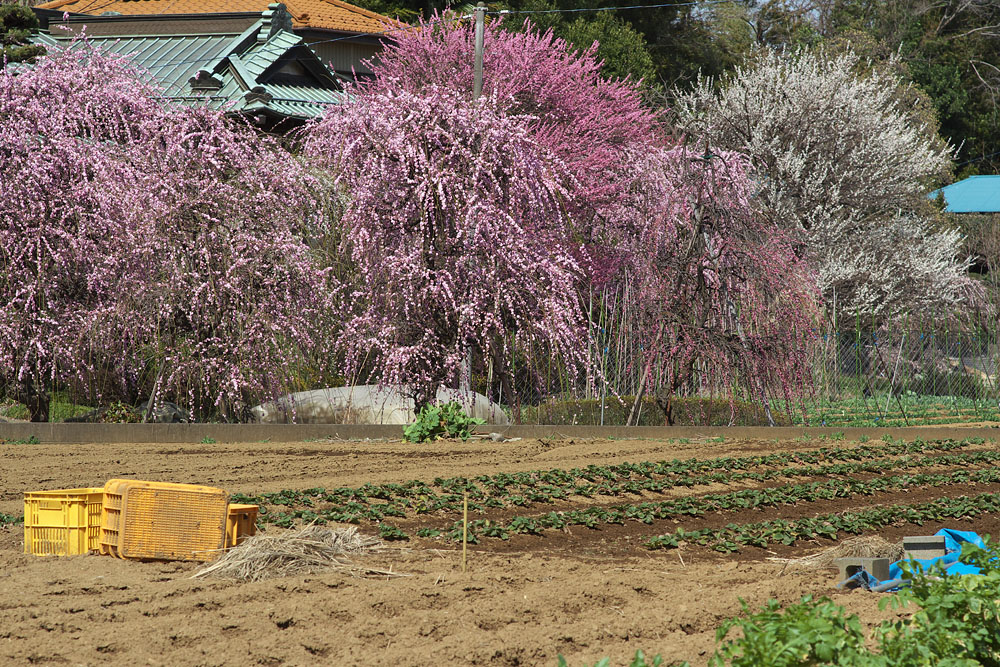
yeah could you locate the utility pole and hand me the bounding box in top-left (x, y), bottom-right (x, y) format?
top-left (461, 2), bottom-right (487, 394)
top-left (473, 2), bottom-right (486, 100)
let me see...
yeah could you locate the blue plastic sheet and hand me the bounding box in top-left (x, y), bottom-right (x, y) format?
top-left (836, 529), bottom-right (986, 592)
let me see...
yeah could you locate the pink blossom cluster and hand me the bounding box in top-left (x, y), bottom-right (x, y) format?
top-left (307, 19), bottom-right (820, 418)
top-left (367, 17), bottom-right (661, 221)
top-left (304, 87), bottom-right (589, 411)
top-left (0, 44), bottom-right (331, 420)
top-left (615, 147), bottom-right (818, 421)
top-left (2, 23), bottom-right (823, 423)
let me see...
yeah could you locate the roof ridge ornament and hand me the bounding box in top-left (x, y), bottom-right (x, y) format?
top-left (244, 85), bottom-right (273, 104)
top-left (189, 69), bottom-right (223, 91)
top-left (260, 3), bottom-right (293, 43)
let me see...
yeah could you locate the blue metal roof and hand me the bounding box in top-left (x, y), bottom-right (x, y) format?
top-left (930, 175), bottom-right (1000, 213)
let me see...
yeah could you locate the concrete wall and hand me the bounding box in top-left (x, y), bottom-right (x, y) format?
top-left (1, 423), bottom-right (996, 444)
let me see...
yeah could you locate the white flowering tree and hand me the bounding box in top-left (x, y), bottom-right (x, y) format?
top-left (673, 49), bottom-right (979, 322)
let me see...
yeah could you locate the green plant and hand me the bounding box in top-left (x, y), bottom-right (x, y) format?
top-left (415, 527), bottom-right (441, 538)
top-left (0, 393), bottom-right (95, 422)
top-left (403, 402), bottom-right (485, 443)
top-left (0, 512), bottom-right (22, 525)
top-left (1, 435), bottom-right (40, 445)
top-left (877, 537), bottom-right (1000, 664)
top-left (646, 490), bottom-right (1000, 553)
top-left (711, 537), bottom-right (1000, 666)
top-left (378, 523), bottom-right (409, 541)
top-left (557, 650), bottom-right (675, 667)
top-left (100, 401), bottom-right (143, 423)
top-left (711, 596), bottom-right (869, 666)
top-left (200, 437), bottom-right (217, 444)
top-left (235, 439), bottom-right (984, 535)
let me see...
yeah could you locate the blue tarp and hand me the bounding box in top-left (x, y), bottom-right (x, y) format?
top-left (837, 529), bottom-right (986, 592)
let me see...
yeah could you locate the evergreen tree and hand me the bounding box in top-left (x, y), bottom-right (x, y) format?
top-left (0, 3), bottom-right (45, 65)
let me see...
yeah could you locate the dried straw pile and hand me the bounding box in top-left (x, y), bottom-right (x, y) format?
top-left (769, 536), bottom-right (905, 570)
top-left (193, 525), bottom-right (406, 582)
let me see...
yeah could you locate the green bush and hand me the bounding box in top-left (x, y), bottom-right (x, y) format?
top-left (0, 392), bottom-right (93, 422)
top-left (878, 539), bottom-right (1000, 664)
top-left (403, 401), bottom-right (485, 443)
top-left (901, 368), bottom-right (987, 400)
top-left (99, 401), bottom-right (143, 423)
top-left (712, 536), bottom-right (1000, 666)
top-left (711, 596), bottom-right (870, 666)
top-left (521, 396), bottom-right (790, 426)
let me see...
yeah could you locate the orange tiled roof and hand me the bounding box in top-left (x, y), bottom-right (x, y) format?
top-left (35, 0), bottom-right (403, 34)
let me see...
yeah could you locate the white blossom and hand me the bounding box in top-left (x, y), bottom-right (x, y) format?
top-left (673, 48), bottom-right (976, 321)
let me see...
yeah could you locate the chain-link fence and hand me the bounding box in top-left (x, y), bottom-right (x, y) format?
top-left (804, 328), bottom-right (999, 427)
top-left (4, 318), bottom-right (998, 425)
top-left (494, 324), bottom-right (1000, 427)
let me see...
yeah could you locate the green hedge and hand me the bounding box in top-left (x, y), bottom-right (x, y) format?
top-left (901, 368), bottom-right (988, 399)
top-left (519, 396), bottom-right (790, 426)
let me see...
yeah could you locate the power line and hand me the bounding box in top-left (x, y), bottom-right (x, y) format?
top-left (488, 0), bottom-right (728, 15)
top-left (957, 149), bottom-right (1000, 168)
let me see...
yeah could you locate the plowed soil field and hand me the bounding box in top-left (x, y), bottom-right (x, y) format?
top-left (2, 434), bottom-right (999, 666)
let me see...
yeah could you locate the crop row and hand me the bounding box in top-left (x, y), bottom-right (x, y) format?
top-left (644, 491), bottom-right (1000, 552)
top-left (236, 438), bottom-right (980, 516)
top-left (804, 417), bottom-right (993, 428)
top-left (243, 442), bottom-right (995, 527)
top-left (796, 401), bottom-right (1000, 427)
top-left (424, 466), bottom-right (1000, 544)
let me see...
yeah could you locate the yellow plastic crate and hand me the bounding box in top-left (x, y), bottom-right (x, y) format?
top-left (100, 479), bottom-right (228, 562)
top-left (23, 488), bottom-right (104, 556)
top-left (225, 504), bottom-right (259, 548)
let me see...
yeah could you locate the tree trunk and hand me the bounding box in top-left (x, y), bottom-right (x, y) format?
top-left (412, 384), bottom-right (439, 417)
top-left (654, 387), bottom-right (674, 426)
top-left (19, 380), bottom-right (50, 423)
top-left (493, 349), bottom-right (519, 425)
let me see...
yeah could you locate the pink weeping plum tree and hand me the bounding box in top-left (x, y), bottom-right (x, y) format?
top-left (330, 18), bottom-right (820, 422)
top-left (614, 147), bottom-right (818, 425)
top-left (119, 103), bottom-right (333, 421)
top-left (0, 45), bottom-right (161, 421)
top-left (0, 45), bottom-right (331, 421)
top-left (366, 17), bottom-right (661, 228)
top-left (304, 87), bottom-right (591, 413)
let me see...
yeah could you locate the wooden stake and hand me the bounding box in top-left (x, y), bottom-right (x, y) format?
top-left (462, 490), bottom-right (469, 573)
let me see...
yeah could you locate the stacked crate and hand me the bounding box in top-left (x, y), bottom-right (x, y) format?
top-left (100, 479), bottom-right (229, 561)
top-left (23, 488), bottom-right (104, 556)
top-left (23, 481), bottom-right (257, 560)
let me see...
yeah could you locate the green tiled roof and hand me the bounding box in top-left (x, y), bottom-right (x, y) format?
top-left (91, 33), bottom-right (241, 97)
top-left (34, 5), bottom-right (344, 121)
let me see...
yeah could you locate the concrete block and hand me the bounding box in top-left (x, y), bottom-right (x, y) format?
top-left (903, 535), bottom-right (947, 561)
top-left (834, 557), bottom-right (891, 583)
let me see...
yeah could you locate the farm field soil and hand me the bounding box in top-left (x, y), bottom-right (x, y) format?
top-left (2, 436), bottom-right (999, 666)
